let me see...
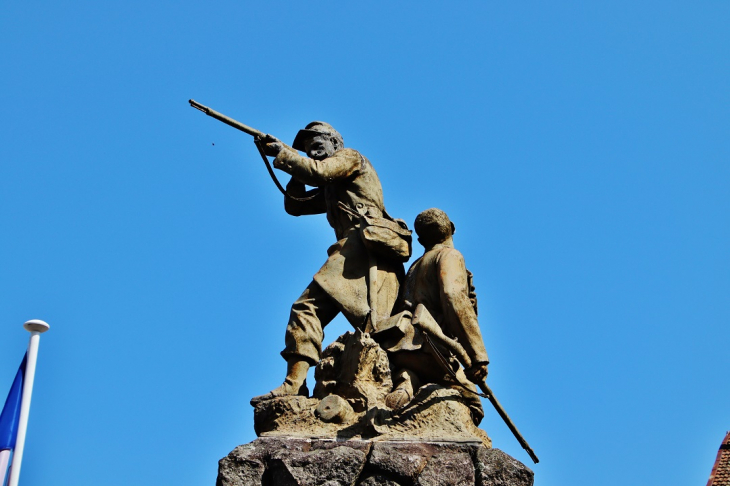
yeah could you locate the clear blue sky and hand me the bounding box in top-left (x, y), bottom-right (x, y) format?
top-left (1, 2), bottom-right (728, 485)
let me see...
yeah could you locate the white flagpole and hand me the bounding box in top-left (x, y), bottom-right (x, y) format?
top-left (7, 320), bottom-right (49, 486)
top-left (0, 449), bottom-right (10, 485)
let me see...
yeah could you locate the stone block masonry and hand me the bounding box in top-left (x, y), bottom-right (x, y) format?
top-left (217, 437), bottom-right (533, 486)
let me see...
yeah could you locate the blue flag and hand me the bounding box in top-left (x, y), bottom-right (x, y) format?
top-left (0, 354), bottom-right (27, 451)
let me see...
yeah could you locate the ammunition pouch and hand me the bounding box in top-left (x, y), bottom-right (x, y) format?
top-left (359, 215), bottom-right (412, 262)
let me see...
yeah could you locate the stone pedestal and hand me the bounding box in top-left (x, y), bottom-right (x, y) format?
top-left (217, 437), bottom-right (533, 486)
top-left (233, 331), bottom-right (535, 485)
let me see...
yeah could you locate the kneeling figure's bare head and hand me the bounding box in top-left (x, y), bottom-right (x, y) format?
top-left (292, 121), bottom-right (344, 160)
top-left (414, 208), bottom-right (456, 249)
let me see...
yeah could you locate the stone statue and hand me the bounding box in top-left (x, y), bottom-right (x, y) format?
top-left (246, 208), bottom-right (495, 446)
top-left (188, 101), bottom-right (537, 483)
top-left (377, 208), bottom-right (489, 424)
top-left (251, 122), bottom-right (411, 403)
top-left (219, 208), bottom-right (536, 484)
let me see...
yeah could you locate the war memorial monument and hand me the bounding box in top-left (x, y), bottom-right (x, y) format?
top-left (191, 100), bottom-right (537, 486)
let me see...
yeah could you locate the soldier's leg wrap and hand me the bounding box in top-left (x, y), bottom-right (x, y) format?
top-left (374, 268), bottom-right (399, 325)
top-left (452, 368), bottom-right (485, 426)
top-left (281, 281), bottom-right (340, 366)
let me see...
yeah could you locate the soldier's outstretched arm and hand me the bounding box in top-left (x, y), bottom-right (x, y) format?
top-left (283, 178), bottom-right (326, 216)
top-left (273, 148), bottom-right (362, 187)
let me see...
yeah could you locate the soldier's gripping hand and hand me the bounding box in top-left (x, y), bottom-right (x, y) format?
top-left (261, 134), bottom-right (284, 157)
top-left (465, 362), bottom-right (488, 383)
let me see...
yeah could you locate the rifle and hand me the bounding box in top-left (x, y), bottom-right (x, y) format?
top-left (188, 99), bottom-right (318, 202)
top-left (189, 99), bottom-right (266, 138)
top-left (412, 304), bottom-right (540, 464)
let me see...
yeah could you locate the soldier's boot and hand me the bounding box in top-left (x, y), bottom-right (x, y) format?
top-left (250, 359), bottom-right (309, 405)
top-left (385, 369), bottom-right (419, 410)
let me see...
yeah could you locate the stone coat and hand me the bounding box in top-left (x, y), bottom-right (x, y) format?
top-left (400, 244), bottom-right (489, 365)
top-left (273, 147), bottom-right (403, 321)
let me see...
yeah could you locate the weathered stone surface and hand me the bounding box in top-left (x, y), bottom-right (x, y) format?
top-left (252, 395), bottom-right (338, 437)
top-left (314, 330), bottom-right (393, 412)
top-left (217, 437), bottom-right (533, 486)
top-left (316, 394), bottom-right (355, 423)
top-left (368, 442), bottom-right (434, 482)
top-left (216, 456), bottom-right (264, 486)
top-left (416, 446), bottom-right (474, 486)
top-left (372, 385), bottom-right (492, 446)
top-left (358, 475), bottom-right (401, 486)
top-left (254, 331), bottom-right (490, 446)
top-left (474, 447), bottom-right (534, 486)
top-left (253, 394), bottom-right (367, 439)
top-left (268, 446), bottom-right (367, 486)
top-left (217, 439), bottom-right (310, 486)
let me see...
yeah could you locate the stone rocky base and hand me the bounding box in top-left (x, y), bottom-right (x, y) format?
top-left (217, 437), bottom-right (533, 486)
top-left (253, 331), bottom-right (491, 447)
top-left (254, 386), bottom-right (491, 446)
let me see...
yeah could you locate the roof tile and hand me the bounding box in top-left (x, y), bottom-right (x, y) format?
top-left (707, 431), bottom-right (730, 486)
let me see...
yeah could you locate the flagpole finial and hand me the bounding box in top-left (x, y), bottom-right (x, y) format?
top-left (23, 320), bottom-right (49, 333)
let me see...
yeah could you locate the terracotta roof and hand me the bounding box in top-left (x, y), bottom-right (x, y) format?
top-left (707, 431), bottom-right (730, 486)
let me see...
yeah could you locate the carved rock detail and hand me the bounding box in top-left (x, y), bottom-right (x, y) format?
top-left (253, 331), bottom-right (490, 445)
top-left (313, 330), bottom-right (392, 412)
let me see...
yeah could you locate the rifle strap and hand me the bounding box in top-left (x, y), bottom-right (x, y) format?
top-left (421, 331), bottom-right (489, 399)
top-left (253, 138), bottom-right (322, 202)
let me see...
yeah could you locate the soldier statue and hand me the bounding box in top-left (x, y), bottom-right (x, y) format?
top-left (376, 208), bottom-right (489, 424)
top-left (251, 122), bottom-right (410, 403)
top-left (189, 101), bottom-right (538, 465)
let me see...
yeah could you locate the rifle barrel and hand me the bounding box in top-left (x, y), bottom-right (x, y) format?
top-left (478, 382), bottom-right (539, 464)
top-left (188, 99), bottom-right (265, 139)
top-left (413, 303), bottom-right (538, 463)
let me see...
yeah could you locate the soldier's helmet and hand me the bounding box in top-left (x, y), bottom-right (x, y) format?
top-left (292, 121), bottom-right (344, 152)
